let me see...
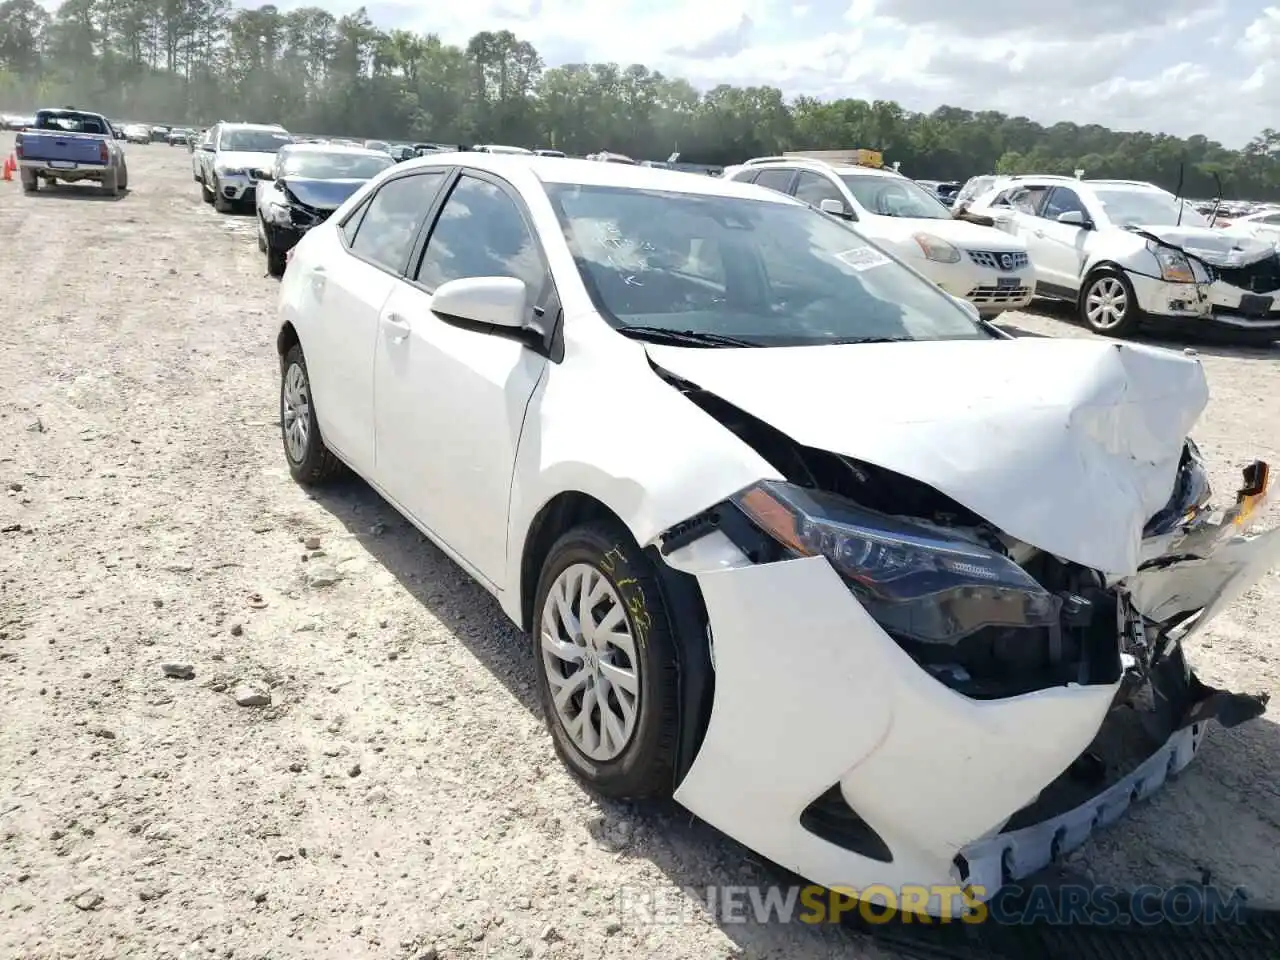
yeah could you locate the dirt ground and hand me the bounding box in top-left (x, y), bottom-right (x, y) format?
top-left (1, 136), bottom-right (1278, 960)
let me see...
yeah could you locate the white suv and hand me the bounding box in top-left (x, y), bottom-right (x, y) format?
top-left (723, 157), bottom-right (1035, 318)
top-left (966, 177), bottom-right (1280, 342)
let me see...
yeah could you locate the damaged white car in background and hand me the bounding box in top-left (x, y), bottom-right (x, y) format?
top-left (275, 155), bottom-right (1278, 918)
top-left (966, 176), bottom-right (1280, 343)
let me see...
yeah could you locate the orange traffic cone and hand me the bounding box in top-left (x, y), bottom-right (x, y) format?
top-left (1, 154), bottom-right (13, 181)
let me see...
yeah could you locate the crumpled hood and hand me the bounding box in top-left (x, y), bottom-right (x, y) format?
top-left (1129, 224), bottom-right (1280, 268)
top-left (870, 215), bottom-right (1026, 251)
top-left (648, 337), bottom-right (1209, 576)
top-left (279, 177), bottom-right (368, 210)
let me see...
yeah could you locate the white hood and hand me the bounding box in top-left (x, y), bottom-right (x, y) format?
top-left (216, 150), bottom-right (277, 172)
top-left (868, 215), bottom-right (1026, 251)
top-left (1131, 225), bottom-right (1279, 268)
top-left (648, 337), bottom-right (1209, 576)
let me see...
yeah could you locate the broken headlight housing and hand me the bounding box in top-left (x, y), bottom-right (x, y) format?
top-left (1146, 240), bottom-right (1195, 283)
top-left (731, 481), bottom-right (1059, 646)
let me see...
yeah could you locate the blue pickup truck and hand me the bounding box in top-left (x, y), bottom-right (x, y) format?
top-left (15, 107), bottom-right (129, 196)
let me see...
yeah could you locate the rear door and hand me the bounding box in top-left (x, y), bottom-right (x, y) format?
top-left (299, 169), bottom-right (451, 471)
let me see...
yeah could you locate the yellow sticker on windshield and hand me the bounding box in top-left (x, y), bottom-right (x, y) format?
top-left (835, 246), bottom-right (892, 271)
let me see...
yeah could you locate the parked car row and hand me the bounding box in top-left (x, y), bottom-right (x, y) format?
top-left (252, 150), bottom-right (1278, 920)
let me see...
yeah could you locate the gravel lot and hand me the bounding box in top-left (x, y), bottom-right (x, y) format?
top-left (1, 137), bottom-right (1278, 960)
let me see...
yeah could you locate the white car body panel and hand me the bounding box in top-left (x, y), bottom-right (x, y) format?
top-left (969, 179), bottom-right (1280, 331)
top-left (643, 336), bottom-right (1208, 576)
top-left (277, 154), bottom-right (1278, 916)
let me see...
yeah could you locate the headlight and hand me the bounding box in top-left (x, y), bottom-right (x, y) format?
top-left (731, 481), bottom-right (1058, 646)
top-left (1143, 438), bottom-right (1212, 537)
top-left (1146, 240), bottom-right (1195, 283)
top-left (216, 166), bottom-right (246, 177)
top-left (912, 232), bottom-right (961, 263)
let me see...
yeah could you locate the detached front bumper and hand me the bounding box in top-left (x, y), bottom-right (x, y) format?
top-left (672, 554), bottom-right (1118, 910)
top-left (1128, 273), bottom-right (1280, 332)
top-left (670, 495), bottom-right (1277, 916)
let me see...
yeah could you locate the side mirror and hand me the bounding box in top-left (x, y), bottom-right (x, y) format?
top-left (199, 143), bottom-right (214, 152)
top-left (819, 198), bottom-right (854, 220)
top-left (432, 277), bottom-right (527, 330)
top-left (1056, 210), bottom-right (1089, 227)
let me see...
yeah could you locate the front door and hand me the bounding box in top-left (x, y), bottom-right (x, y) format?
top-left (372, 172), bottom-right (553, 585)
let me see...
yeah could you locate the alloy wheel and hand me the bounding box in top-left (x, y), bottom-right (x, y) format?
top-left (281, 362), bottom-right (311, 463)
top-left (540, 562), bottom-right (641, 762)
top-left (1085, 276), bottom-right (1129, 330)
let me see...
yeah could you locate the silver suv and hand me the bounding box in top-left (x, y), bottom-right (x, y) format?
top-left (195, 121), bottom-right (292, 213)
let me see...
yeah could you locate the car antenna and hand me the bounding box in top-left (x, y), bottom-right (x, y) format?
top-left (1174, 159), bottom-right (1186, 227)
top-left (1207, 172), bottom-right (1225, 227)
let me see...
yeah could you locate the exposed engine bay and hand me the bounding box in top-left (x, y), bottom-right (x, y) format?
top-left (657, 364), bottom-right (1271, 842)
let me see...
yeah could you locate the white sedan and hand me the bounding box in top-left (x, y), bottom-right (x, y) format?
top-left (275, 155), bottom-right (1278, 914)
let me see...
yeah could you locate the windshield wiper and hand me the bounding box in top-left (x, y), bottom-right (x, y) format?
top-left (617, 326), bottom-right (761, 348)
top-left (826, 336), bottom-right (914, 345)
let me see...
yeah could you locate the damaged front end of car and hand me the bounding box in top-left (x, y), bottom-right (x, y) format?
top-left (653, 361), bottom-right (1276, 914)
top-left (1130, 226), bottom-right (1280, 329)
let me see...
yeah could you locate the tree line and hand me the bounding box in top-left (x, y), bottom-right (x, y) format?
top-left (2, 0), bottom-right (1279, 200)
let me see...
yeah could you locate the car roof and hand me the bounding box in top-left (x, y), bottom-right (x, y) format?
top-left (395, 153), bottom-right (801, 202)
top-left (220, 122), bottom-right (287, 131)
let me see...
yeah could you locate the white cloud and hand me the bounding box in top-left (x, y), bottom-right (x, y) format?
top-left (309, 0), bottom-right (1277, 146)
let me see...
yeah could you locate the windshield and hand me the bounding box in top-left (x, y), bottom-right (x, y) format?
top-left (281, 151), bottom-right (394, 180)
top-left (1093, 189), bottom-right (1209, 228)
top-left (839, 174), bottom-right (952, 219)
top-left (545, 184), bottom-right (992, 347)
top-left (220, 128), bottom-right (291, 153)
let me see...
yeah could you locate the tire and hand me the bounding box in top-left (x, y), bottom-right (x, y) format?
top-left (200, 176), bottom-right (214, 204)
top-left (266, 242), bottom-right (286, 278)
top-left (257, 218), bottom-right (267, 253)
top-left (20, 169), bottom-right (37, 193)
top-left (280, 343), bottom-right (344, 485)
top-left (531, 520), bottom-right (680, 800)
top-left (101, 169), bottom-right (119, 197)
top-left (118, 164), bottom-right (128, 191)
top-left (212, 178), bottom-right (232, 212)
top-left (1079, 268), bottom-right (1141, 337)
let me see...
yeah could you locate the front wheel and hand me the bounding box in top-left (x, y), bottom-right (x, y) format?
top-left (200, 176), bottom-right (214, 204)
top-left (1080, 269), bottom-right (1141, 337)
top-left (532, 521), bottom-right (680, 800)
top-left (212, 177), bottom-right (232, 212)
top-left (280, 344), bottom-right (344, 485)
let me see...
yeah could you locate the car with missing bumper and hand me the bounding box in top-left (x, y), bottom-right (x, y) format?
top-left (194, 121), bottom-right (293, 213)
top-left (274, 154), bottom-right (1277, 916)
top-left (15, 107), bottom-right (128, 196)
top-left (723, 156), bottom-right (1036, 319)
top-left (966, 177), bottom-right (1280, 342)
top-left (256, 142), bottom-right (395, 277)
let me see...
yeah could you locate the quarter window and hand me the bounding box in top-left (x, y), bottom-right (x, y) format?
top-left (415, 175), bottom-right (547, 307)
top-left (752, 168), bottom-right (795, 193)
top-left (349, 172), bottom-right (448, 273)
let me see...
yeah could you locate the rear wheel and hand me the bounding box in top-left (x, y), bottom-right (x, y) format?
top-left (20, 169), bottom-right (37, 193)
top-left (280, 344), bottom-right (344, 485)
top-left (118, 164), bottom-right (128, 191)
top-left (101, 169), bottom-right (119, 197)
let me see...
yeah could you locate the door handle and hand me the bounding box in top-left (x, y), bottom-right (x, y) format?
top-left (1033, 229), bottom-right (1045, 237)
top-left (383, 313), bottom-right (411, 344)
